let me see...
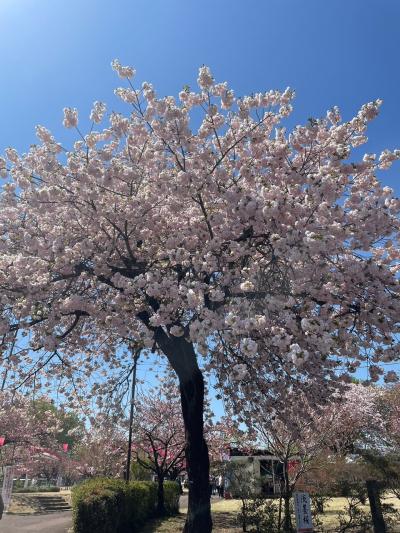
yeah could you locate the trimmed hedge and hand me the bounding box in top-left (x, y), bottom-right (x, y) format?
top-left (164, 481), bottom-right (180, 515)
top-left (72, 478), bottom-right (180, 533)
top-left (13, 485), bottom-right (61, 493)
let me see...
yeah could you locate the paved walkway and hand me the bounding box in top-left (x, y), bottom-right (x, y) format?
top-left (180, 493), bottom-right (223, 509)
top-left (0, 511), bottom-right (72, 532)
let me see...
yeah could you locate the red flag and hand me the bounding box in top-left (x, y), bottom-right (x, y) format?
top-left (288, 460), bottom-right (300, 473)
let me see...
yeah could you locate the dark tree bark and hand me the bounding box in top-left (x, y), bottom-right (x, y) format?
top-left (157, 474), bottom-right (166, 516)
top-left (179, 367), bottom-right (212, 533)
top-left (154, 330), bottom-right (213, 533)
top-left (282, 461), bottom-right (293, 533)
top-left (366, 479), bottom-right (386, 533)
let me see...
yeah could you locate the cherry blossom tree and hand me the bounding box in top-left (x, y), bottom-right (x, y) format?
top-left (0, 61), bottom-right (399, 531)
top-left (240, 384), bottom-right (382, 532)
top-left (74, 415), bottom-right (127, 478)
top-left (357, 384), bottom-right (400, 500)
top-left (0, 393), bottom-right (58, 446)
top-left (29, 397), bottom-right (84, 450)
top-left (0, 392), bottom-right (63, 479)
top-left (376, 384), bottom-right (400, 450)
top-left (206, 416), bottom-right (249, 466)
top-left (131, 378), bottom-right (244, 514)
top-left (322, 383), bottom-right (383, 454)
top-left (247, 394), bottom-right (325, 533)
top-left (132, 382), bottom-right (186, 515)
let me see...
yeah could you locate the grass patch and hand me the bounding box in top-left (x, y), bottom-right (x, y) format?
top-left (142, 494), bottom-right (400, 533)
top-left (143, 498), bottom-right (242, 532)
top-left (320, 494), bottom-right (400, 531)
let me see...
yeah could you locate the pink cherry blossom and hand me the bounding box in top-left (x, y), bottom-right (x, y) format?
top-left (0, 63), bottom-right (399, 532)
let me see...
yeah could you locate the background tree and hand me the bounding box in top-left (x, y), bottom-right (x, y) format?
top-left (243, 384), bottom-right (383, 532)
top-left (206, 416), bottom-right (249, 465)
top-left (206, 415), bottom-right (252, 489)
top-left (74, 415), bottom-right (126, 478)
top-left (0, 62), bottom-right (400, 532)
top-left (250, 395), bottom-right (326, 533)
top-left (376, 384), bottom-right (400, 451)
top-left (353, 384), bottom-right (400, 503)
top-left (0, 391), bottom-right (62, 476)
top-left (322, 384), bottom-right (383, 455)
top-left (132, 381), bottom-right (186, 515)
top-left (28, 398), bottom-right (84, 451)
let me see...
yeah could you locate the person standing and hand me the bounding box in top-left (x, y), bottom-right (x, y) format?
top-left (217, 474), bottom-right (224, 498)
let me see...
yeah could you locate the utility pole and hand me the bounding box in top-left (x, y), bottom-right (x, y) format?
top-left (125, 347), bottom-right (140, 482)
top-left (1, 330), bottom-right (18, 391)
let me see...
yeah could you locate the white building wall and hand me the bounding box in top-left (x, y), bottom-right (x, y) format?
top-left (227, 455), bottom-right (283, 496)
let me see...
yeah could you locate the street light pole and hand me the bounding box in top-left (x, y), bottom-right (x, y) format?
top-left (125, 347), bottom-right (140, 482)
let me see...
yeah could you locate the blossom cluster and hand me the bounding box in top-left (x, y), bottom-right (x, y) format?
top-left (0, 62), bottom-right (399, 413)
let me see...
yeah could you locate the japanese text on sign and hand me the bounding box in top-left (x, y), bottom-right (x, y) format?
top-left (293, 491), bottom-right (313, 533)
top-left (2, 466), bottom-right (14, 510)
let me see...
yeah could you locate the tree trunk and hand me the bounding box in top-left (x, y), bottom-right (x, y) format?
top-left (277, 493), bottom-right (283, 532)
top-left (283, 495), bottom-right (292, 533)
top-left (366, 479), bottom-right (386, 533)
top-left (154, 331), bottom-right (212, 533)
top-left (180, 366), bottom-right (212, 533)
top-left (282, 461), bottom-right (293, 533)
top-left (241, 498), bottom-right (248, 532)
top-left (157, 475), bottom-right (166, 516)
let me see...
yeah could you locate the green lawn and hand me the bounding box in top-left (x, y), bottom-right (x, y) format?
top-left (9, 488), bottom-right (399, 531)
top-left (142, 494), bottom-right (400, 532)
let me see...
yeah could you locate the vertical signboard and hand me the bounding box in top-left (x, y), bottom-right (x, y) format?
top-left (2, 466), bottom-right (14, 510)
top-left (293, 491), bottom-right (313, 533)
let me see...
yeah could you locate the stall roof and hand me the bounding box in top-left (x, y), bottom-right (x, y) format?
top-left (229, 447), bottom-right (274, 457)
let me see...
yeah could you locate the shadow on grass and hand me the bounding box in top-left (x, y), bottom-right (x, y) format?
top-left (213, 511), bottom-right (239, 529)
top-left (141, 513), bottom-right (186, 533)
top-left (142, 510), bottom-right (240, 533)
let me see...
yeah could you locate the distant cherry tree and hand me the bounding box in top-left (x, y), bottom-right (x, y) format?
top-left (376, 384), bottom-right (400, 450)
top-left (0, 61), bottom-right (399, 531)
top-left (75, 415), bottom-right (126, 478)
top-left (132, 381), bottom-right (185, 514)
top-left (359, 384), bottom-right (400, 499)
top-left (0, 392), bottom-right (62, 476)
top-left (247, 384), bottom-right (383, 532)
top-left (131, 378), bottom-right (243, 514)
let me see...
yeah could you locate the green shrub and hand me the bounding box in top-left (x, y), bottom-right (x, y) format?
top-left (237, 497), bottom-right (280, 533)
top-left (13, 485), bottom-right (61, 493)
top-left (126, 481), bottom-right (158, 525)
top-left (163, 481), bottom-right (180, 515)
top-left (130, 460), bottom-right (153, 481)
top-left (72, 479), bottom-right (124, 533)
top-left (72, 478), bottom-right (180, 533)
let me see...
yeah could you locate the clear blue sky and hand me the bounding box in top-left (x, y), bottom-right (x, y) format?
top-left (1, 0), bottom-right (399, 414)
top-left (0, 0), bottom-right (399, 194)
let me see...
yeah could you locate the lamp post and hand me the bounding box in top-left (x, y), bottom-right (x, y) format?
top-left (125, 347), bottom-right (140, 482)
